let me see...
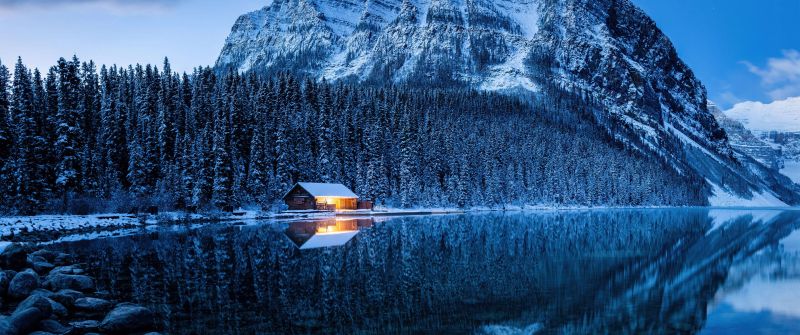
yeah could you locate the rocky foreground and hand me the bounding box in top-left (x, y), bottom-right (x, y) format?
top-left (0, 244), bottom-right (161, 335)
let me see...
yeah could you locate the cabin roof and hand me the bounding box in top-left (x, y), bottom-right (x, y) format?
top-left (284, 182), bottom-right (359, 199)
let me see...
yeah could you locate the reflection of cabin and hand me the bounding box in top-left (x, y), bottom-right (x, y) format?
top-left (283, 182), bottom-right (359, 211)
top-left (285, 218), bottom-right (375, 249)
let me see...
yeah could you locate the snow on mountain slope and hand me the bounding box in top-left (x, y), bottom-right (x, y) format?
top-left (216, 0), bottom-right (800, 205)
top-left (725, 97), bottom-right (800, 184)
top-left (710, 101), bottom-right (782, 170)
top-left (726, 97), bottom-right (800, 133)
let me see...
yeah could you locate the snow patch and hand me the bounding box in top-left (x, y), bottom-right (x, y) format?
top-left (781, 161), bottom-right (800, 184)
top-left (707, 181), bottom-right (788, 208)
top-left (495, 0), bottom-right (540, 37)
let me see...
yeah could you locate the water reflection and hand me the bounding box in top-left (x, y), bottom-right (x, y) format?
top-left (45, 209), bottom-right (800, 334)
top-left (285, 218), bottom-right (375, 250)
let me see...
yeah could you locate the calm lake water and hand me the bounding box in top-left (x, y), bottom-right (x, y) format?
top-left (47, 209), bottom-right (800, 334)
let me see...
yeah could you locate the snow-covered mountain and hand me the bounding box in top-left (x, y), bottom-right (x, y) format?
top-left (216, 0), bottom-right (800, 205)
top-left (725, 97), bottom-right (800, 185)
top-left (710, 102), bottom-right (782, 171)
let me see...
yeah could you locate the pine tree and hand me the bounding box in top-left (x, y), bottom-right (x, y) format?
top-left (398, 108), bottom-right (418, 207)
top-left (0, 61), bottom-right (12, 211)
top-left (212, 95), bottom-right (234, 209)
top-left (55, 56), bottom-right (84, 209)
top-left (10, 58), bottom-right (45, 214)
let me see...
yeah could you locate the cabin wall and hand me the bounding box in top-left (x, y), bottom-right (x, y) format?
top-left (284, 187), bottom-right (316, 210)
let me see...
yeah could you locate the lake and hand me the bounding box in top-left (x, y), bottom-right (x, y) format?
top-left (45, 209), bottom-right (800, 334)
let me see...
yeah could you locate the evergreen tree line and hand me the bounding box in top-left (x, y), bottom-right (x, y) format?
top-left (0, 56), bottom-right (706, 215)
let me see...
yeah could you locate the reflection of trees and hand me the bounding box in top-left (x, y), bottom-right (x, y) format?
top-left (51, 210), bottom-right (800, 335)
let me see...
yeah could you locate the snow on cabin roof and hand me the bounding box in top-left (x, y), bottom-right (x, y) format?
top-left (289, 182), bottom-right (359, 199)
top-left (299, 231), bottom-right (360, 250)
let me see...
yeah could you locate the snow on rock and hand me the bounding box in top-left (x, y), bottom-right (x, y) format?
top-left (0, 214), bottom-right (142, 239)
top-left (707, 182), bottom-right (788, 208)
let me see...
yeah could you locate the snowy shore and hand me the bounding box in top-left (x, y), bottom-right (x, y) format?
top-left (2, 205), bottom-right (797, 244)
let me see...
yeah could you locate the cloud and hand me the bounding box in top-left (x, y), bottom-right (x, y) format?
top-left (0, 0), bottom-right (181, 15)
top-left (743, 50), bottom-right (800, 100)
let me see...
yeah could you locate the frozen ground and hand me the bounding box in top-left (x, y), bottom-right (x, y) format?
top-left (708, 182), bottom-right (789, 208)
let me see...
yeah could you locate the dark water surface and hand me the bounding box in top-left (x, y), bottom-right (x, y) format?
top-left (47, 209), bottom-right (800, 334)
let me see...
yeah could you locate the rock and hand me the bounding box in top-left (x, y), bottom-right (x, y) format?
top-left (50, 289), bottom-right (82, 308)
top-left (38, 319), bottom-right (73, 335)
top-left (28, 331), bottom-right (57, 335)
top-left (8, 269), bottom-right (39, 299)
top-left (29, 288), bottom-right (54, 298)
top-left (48, 265), bottom-right (84, 276)
top-left (98, 303), bottom-right (156, 333)
top-left (15, 295), bottom-right (53, 318)
top-left (53, 254), bottom-right (73, 266)
top-left (4, 307), bottom-right (48, 335)
top-left (44, 273), bottom-right (95, 292)
top-left (49, 298), bottom-right (69, 318)
top-left (1, 244), bottom-right (28, 270)
top-left (73, 297), bottom-right (113, 314)
top-left (32, 261), bottom-right (55, 275)
top-left (144, 333), bottom-right (163, 335)
top-left (0, 271), bottom-right (11, 296)
top-left (30, 250), bottom-right (58, 263)
top-left (69, 320), bottom-right (99, 333)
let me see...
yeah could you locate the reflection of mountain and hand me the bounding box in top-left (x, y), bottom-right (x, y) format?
top-left (50, 210), bottom-right (800, 334)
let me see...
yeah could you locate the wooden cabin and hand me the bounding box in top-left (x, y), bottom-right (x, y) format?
top-left (283, 182), bottom-right (359, 211)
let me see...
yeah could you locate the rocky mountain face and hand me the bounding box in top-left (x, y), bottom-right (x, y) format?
top-left (710, 102), bottom-right (782, 171)
top-left (724, 97), bottom-right (800, 184)
top-left (217, 0), bottom-right (800, 205)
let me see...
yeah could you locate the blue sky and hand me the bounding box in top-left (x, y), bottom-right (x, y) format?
top-left (633, 0), bottom-right (800, 108)
top-left (1, 0), bottom-right (798, 109)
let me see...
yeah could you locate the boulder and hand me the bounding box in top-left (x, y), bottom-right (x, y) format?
top-left (32, 261), bottom-right (55, 275)
top-left (50, 289), bottom-right (82, 308)
top-left (0, 271), bottom-right (11, 296)
top-left (8, 269), bottom-right (39, 299)
top-left (30, 249), bottom-right (58, 263)
top-left (53, 254), bottom-right (73, 266)
top-left (3, 307), bottom-right (48, 335)
top-left (44, 273), bottom-right (95, 292)
top-left (38, 319), bottom-right (73, 335)
top-left (15, 295), bottom-right (53, 318)
top-left (49, 298), bottom-right (69, 318)
top-left (29, 288), bottom-right (54, 298)
top-left (48, 265), bottom-right (84, 276)
top-left (69, 320), bottom-right (99, 333)
top-left (1, 244), bottom-right (28, 270)
top-left (73, 297), bottom-right (113, 314)
top-left (98, 303), bottom-right (156, 333)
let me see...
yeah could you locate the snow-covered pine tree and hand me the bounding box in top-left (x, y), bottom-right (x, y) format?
top-left (10, 58), bottom-right (45, 214)
top-left (0, 60), bottom-right (11, 211)
top-left (55, 56), bottom-right (84, 209)
top-left (212, 91), bottom-right (234, 210)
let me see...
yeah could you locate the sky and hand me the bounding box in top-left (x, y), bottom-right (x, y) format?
top-left (633, 0), bottom-right (800, 108)
top-left (1, 0), bottom-right (798, 109)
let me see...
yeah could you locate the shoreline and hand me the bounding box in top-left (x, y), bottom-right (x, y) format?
top-left (1, 206), bottom-right (797, 245)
